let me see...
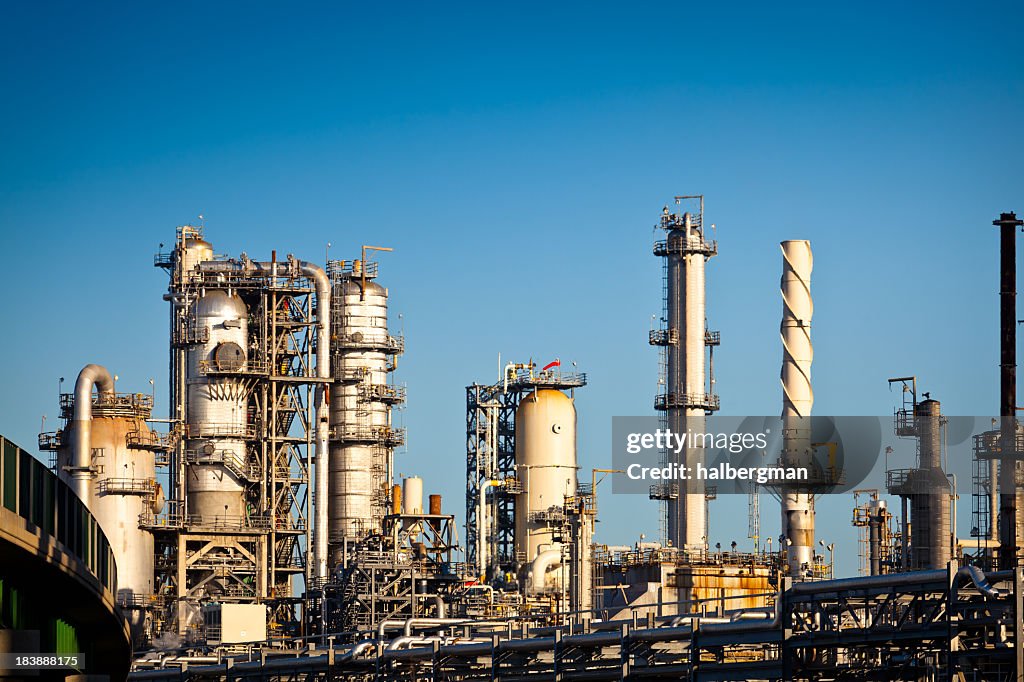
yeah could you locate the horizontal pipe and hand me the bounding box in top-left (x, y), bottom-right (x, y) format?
top-left (789, 569), bottom-right (948, 595)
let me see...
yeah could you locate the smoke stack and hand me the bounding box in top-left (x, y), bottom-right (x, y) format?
top-left (780, 240), bottom-right (815, 578)
top-left (995, 212), bottom-right (1023, 569)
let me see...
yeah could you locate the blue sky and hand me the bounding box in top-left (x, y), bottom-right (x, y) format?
top-left (1, 1), bottom-right (1022, 577)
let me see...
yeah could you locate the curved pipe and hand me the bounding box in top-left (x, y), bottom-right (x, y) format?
top-left (298, 260), bottom-right (331, 582)
top-left (955, 565), bottom-right (1010, 600)
top-left (197, 257), bottom-right (331, 580)
top-left (70, 364), bottom-right (115, 502)
top-left (527, 549), bottom-right (562, 596)
top-left (376, 617), bottom-right (470, 641)
top-left (344, 639), bottom-right (376, 660)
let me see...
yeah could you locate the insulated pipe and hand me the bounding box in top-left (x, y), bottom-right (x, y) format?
top-left (376, 618), bottom-right (473, 641)
top-left (299, 260), bottom-right (332, 583)
top-left (478, 479), bottom-right (499, 578)
top-left (780, 240), bottom-right (815, 578)
top-left (198, 257), bottom-right (331, 580)
top-left (527, 548), bottom-right (562, 595)
top-left (70, 364), bottom-right (115, 502)
top-left (789, 568), bottom-right (947, 595)
top-left (957, 564), bottom-right (1008, 599)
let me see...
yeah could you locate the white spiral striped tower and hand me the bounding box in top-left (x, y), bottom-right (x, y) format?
top-left (780, 240), bottom-right (815, 578)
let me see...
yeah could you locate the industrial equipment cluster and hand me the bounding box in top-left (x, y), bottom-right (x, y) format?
top-left (20, 201), bottom-right (1024, 680)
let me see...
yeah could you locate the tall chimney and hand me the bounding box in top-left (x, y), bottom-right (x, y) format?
top-left (995, 212), bottom-right (1023, 569)
top-left (780, 240), bottom-right (815, 578)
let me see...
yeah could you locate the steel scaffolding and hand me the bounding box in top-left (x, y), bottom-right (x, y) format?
top-left (151, 226), bottom-right (321, 638)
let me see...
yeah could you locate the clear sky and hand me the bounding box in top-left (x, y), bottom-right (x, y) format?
top-left (1, 1), bottom-right (1022, 577)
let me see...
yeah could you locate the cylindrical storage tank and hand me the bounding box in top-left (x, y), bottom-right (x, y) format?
top-left (391, 484), bottom-right (403, 515)
top-left (429, 494), bottom-right (442, 515)
top-left (57, 409), bottom-right (156, 645)
top-left (514, 389), bottom-right (577, 587)
top-left (329, 278), bottom-right (395, 550)
top-left (403, 476), bottom-right (424, 514)
top-left (185, 289), bottom-right (249, 521)
top-left (178, 234), bottom-right (214, 280)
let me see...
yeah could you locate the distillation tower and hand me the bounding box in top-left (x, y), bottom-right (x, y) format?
top-left (648, 196), bottom-right (719, 552)
top-left (39, 364), bottom-right (167, 646)
top-left (886, 378), bottom-right (952, 570)
top-left (150, 226), bottom-right (328, 638)
top-left (326, 256), bottom-right (405, 562)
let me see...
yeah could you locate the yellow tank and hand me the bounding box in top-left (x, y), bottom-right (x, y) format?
top-left (514, 389), bottom-right (577, 591)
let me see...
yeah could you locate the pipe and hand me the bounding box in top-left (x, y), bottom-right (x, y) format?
top-left (197, 257), bottom-right (331, 579)
top-left (70, 364), bottom-right (115, 503)
top-left (434, 595), bottom-right (447, 618)
top-left (780, 240), bottom-right (815, 578)
top-left (956, 564), bottom-right (1009, 599)
top-left (789, 569), bottom-right (948, 595)
top-left (300, 259), bottom-right (331, 583)
top-left (376, 617), bottom-right (470, 641)
top-left (346, 640), bottom-right (376, 660)
top-left (527, 548), bottom-right (562, 596)
top-left (478, 479), bottom-right (500, 578)
top-left (387, 635), bottom-right (430, 651)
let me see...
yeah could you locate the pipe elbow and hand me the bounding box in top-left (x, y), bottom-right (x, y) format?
top-left (74, 364), bottom-right (115, 410)
top-left (527, 549), bottom-right (562, 596)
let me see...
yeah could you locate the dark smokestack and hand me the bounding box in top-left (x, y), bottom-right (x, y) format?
top-left (996, 212), bottom-right (1023, 569)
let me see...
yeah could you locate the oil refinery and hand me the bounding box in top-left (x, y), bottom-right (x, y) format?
top-left (3, 202), bottom-right (1024, 682)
